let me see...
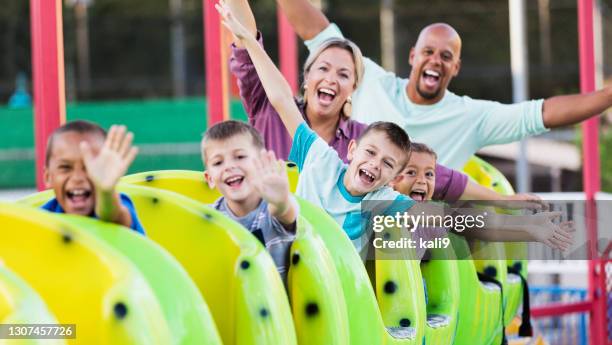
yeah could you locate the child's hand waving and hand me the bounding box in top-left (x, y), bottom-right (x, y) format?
top-left (252, 150), bottom-right (291, 210)
top-left (81, 125), bottom-right (138, 192)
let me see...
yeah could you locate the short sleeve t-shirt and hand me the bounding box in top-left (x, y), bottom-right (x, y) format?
top-left (213, 197), bottom-right (295, 282)
top-left (40, 193), bottom-right (146, 235)
top-left (304, 24), bottom-right (549, 169)
top-left (289, 123), bottom-right (415, 256)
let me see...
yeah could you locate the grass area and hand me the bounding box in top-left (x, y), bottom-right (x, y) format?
top-left (0, 98), bottom-right (247, 188)
top-left (1, 98), bottom-right (248, 148)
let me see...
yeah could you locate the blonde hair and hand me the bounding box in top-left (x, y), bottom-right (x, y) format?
top-left (302, 38), bottom-right (365, 118)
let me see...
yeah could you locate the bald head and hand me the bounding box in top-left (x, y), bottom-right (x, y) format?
top-left (407, 23), bottom-right (463, 105)
top-left (415, 23), bottom-right (462, 58)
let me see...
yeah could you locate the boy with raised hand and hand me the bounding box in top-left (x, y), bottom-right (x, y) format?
top-left (215, 1), bottom-right (574, 258)
top-left (42, 120), bottom-right (144, 235)
top-left (201, 120), bottom-right (297, 282)
top-left (217, 0), bottom-right (414, 256)
top-left (391, 142), bottom-right (575, 253)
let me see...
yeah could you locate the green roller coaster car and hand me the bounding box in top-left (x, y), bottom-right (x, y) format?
top-left (19, 186), bottom-right (296, 345)
top-left (421, 248), bottom-right (460, 345)
top-left (463, 157), bottom-right (527, 325)
top-left (288, 216), bottom-right (350, 345)
top-left (57, 215), bottom-right (223, 345)
top-left (0, 265), bottom-right (64, 345)
top-left (114, 184), bottom-right (298, 345)
top-left (123, 169), bottom-right (431, 344)
top-left (0, 202), bottom-right (172, 345)
top-left (114, 157), bottom-right (525, 345)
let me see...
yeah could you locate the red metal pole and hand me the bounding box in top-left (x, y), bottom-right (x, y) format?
top-left (578, 0), bottom-right (601, 198)
top-left (277, 8), bottom-right (298, 94)
top-left (531, 301), bottom-right (592, 318)
top-left (577, 0), bottom-right (606, 343)
top-left (30, 0), bottom-right (66, 190)
top-left (204, 0), bottom-right (228, 126)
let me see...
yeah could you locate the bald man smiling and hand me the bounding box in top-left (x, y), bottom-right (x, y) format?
top-left (277, 0), bottom-right (612, 169)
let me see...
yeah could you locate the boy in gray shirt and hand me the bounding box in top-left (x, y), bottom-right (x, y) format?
top-left (202, 120), bottom-right (298, 282)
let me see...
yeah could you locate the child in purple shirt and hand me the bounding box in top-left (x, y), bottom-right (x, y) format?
top-left (391, 142), bottom-right (575, 255)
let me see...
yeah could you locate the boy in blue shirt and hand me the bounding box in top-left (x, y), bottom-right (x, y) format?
top-left (217, 1), bottom-right (413, 256)
top-left (41, 120), bottom-right (145, 235)
top-left (290, 121), bottom-right (413, 254)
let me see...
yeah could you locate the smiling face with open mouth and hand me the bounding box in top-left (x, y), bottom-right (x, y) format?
top-left (203, 133), bottom-right (261, 213)
top-left (408, 24), bottom-right (462, 104)
top-left (44, 132), bottom-right (104, 216)
top-left (304, 47), bottom-right (357, 120)
top-left (344, 130), bottom-right (407, 196)
top-left (391, 151), bottom-right (436, 202)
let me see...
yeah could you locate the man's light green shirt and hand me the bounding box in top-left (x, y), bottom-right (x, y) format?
top-left (305, 24), bottom-right (548, 169)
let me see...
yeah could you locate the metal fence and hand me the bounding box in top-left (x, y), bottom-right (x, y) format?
top-left (530, 286), bottom-right (588, 345)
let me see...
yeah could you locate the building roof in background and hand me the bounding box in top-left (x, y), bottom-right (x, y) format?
top-left (477, 138), bottom-right (581, 171)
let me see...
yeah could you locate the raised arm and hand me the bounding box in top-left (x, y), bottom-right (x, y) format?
top-left (217, 0), bottom-right (303, 137)
top-left (406, 203), bottom-right (574, 251)
top-left (465, 210), bottom-right (573, 251)
top-left (460, 213), bottom-right (574, 251)
top-left (276, 0), bottom-right (330, 40)
top-left (542, 85), bottom-right (612, 128)
top-left (460, 179), bottom-right (546, 210)
top-left (81, 125), bottom-right (138, 228)
top-left (226, 0), bottom-right (257, 47)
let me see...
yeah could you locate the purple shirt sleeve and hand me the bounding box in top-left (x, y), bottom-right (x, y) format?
top-left (433, 163), bottom-right (468, 202)
top-left (229, 33), bottom-right (294, 161)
